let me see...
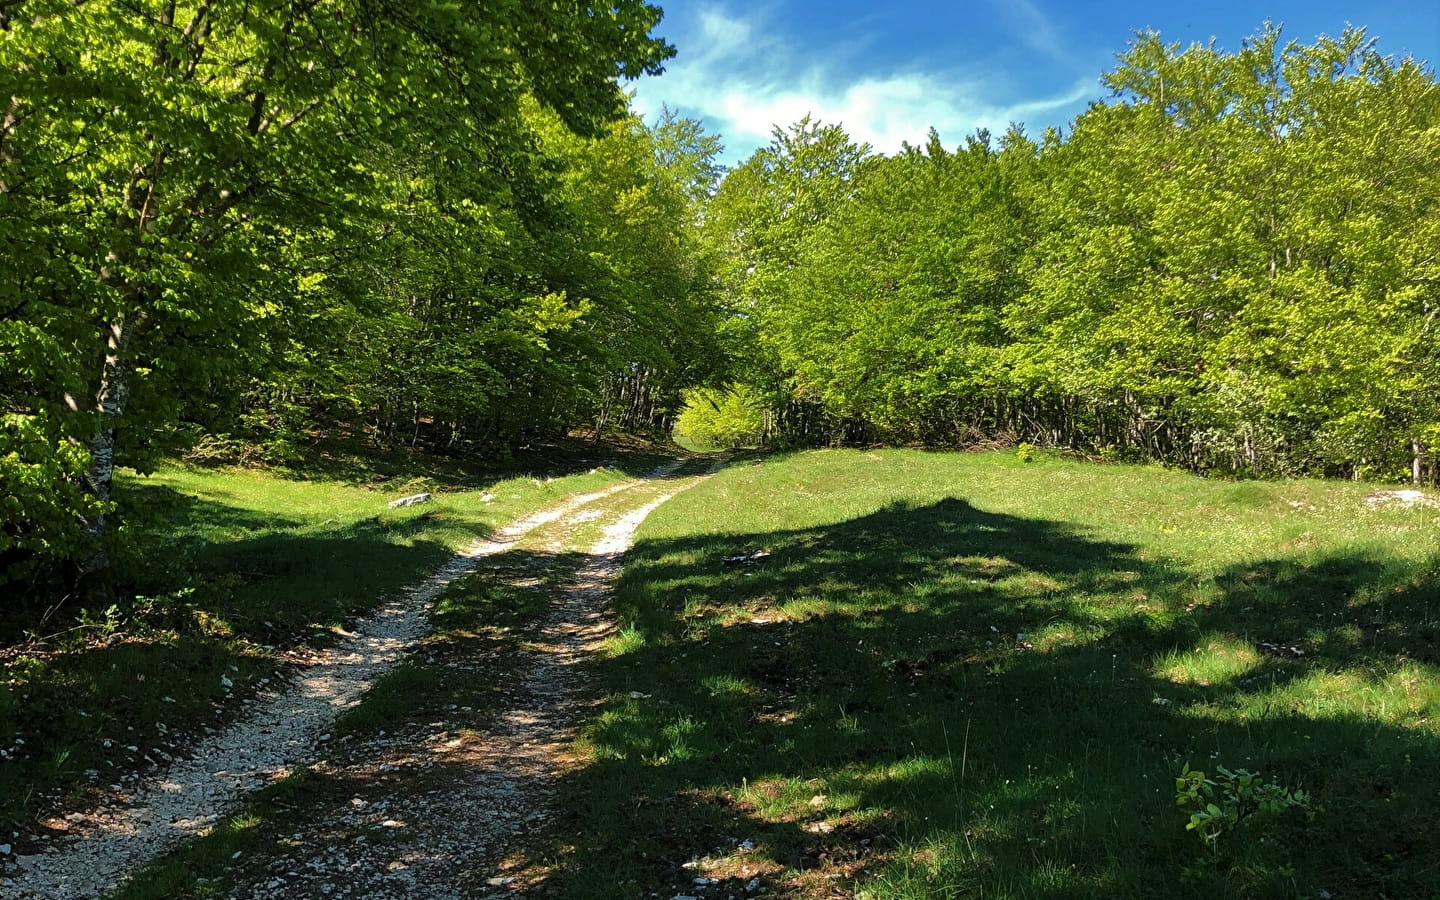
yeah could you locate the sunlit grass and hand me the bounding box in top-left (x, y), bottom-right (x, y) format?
top-left (548, 449), bottom-right (1440, 898)
top-left (1157, 634), bottom-right (1263, 686)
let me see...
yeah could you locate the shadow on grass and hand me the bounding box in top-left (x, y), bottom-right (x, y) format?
top-left (110, 479), bottom-right (464, 630)
top-left (537, 498), bottom-right (1440, 898)
top-left (0, 481), bottom-right (465, 829)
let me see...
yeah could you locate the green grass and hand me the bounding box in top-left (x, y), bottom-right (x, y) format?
top-left (114, 461), bottom-right (726, 899)
top-left (544, 449), bottom-right (1440, 898)
top-left (0, 456), bottom-right (647, 830)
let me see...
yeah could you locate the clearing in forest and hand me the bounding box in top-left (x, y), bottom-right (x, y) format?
top-left (535, 449), bottom-right (1438, 898)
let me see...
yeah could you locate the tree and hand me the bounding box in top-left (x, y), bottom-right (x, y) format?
top-left (700, 25), bottom-right (1440, 477)
top-left (703, 117), bottom-right (871, 444)
top-left (534, 106), bottom-right (727, 437)
top-left (0, 1), bottom-right (674, 599)
top-left (775, 127), bottom-right (1037, 442)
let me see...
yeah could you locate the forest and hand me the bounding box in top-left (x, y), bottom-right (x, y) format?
top-left (3, 5), bottom-right (1439, 602)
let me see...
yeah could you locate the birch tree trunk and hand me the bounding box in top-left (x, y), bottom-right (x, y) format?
top-left (78, 140), bottom-right (164, 599)
top-left (77, 313), bottom-right (135, 599)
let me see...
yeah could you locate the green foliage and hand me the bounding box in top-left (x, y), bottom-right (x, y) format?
top-left (0, 413), bottom-right (104, 586)
top-left (706, 25), bottom-right (1440, 479)
top-left (1176, 763), bottom-right (1313, 853)
top-left (701, 117), bottom-right (872, 443)
top-left (536, 106), bottom-right (727, 438)
top-left (0, 1), bottom-right (706, 595)
top-left (674, 385), bottom-right (767, 449)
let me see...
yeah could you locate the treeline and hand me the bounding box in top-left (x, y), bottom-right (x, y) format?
top-left (6, 14), bottom-right (1439, 600)
top-left (706, 26), bottom-right (1440, 480)
top-left (0, 1), bottom-right (721, 597)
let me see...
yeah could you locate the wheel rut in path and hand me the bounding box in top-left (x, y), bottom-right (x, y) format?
top-left (8, 458), bottom-right (708, 899)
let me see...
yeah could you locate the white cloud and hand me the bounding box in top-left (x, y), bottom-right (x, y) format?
top-left (693, 6), bottom-right (759, 60)
top-left (633, 5), bottom-right (1100, 163)
top-left (985, 0), bottom-right (1071, 63)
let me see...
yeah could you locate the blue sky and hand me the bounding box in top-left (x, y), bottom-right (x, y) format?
top-left (630, 1), bottom-right (1440, 164)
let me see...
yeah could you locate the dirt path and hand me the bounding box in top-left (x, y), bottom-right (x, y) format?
top-left (9, 458), bottom-right (717, 899)
top-left (208, 458), bottom-right (722, 899)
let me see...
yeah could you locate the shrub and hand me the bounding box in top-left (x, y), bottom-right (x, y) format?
top-left (674, 385), bottom-right (767, 450)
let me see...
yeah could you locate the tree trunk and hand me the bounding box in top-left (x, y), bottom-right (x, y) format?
top-left (77, 312), bottom-right (136, 603)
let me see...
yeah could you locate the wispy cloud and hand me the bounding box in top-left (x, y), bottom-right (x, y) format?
top-left (985, 0), bottom-right (1072, 63)
top-left (633, 4), bottom-right (1100, 163)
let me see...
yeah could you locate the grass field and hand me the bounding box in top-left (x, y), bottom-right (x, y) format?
top-left (0, 455), bottom-right (658, 830)
top-left (544, 449), bottom-right (1440, 898)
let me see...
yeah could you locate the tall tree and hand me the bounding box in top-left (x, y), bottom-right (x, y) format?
top-left (704, 117), bottom-right (870, 443)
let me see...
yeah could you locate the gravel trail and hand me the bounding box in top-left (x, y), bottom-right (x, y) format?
top-left (212, 458), bottom-right (723, 899)
top-left (7, 460), bottom-right (689, 899)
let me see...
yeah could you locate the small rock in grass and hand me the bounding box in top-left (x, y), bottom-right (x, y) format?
top-left (1364, 489), bottom-right (1437, 508)
top-left (722, 548), bottom-right (770, 566)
